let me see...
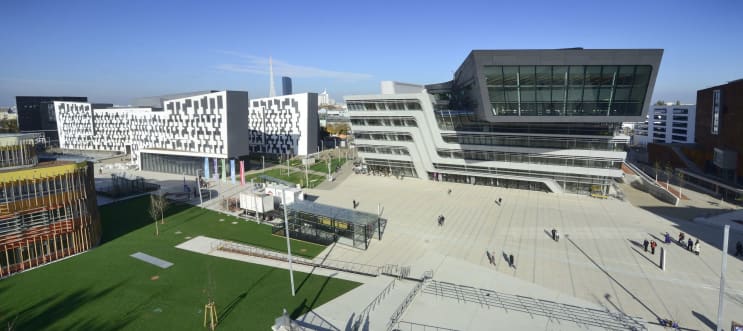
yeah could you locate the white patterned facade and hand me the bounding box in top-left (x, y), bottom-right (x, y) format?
top-left (247, 93), bottom-right (319, 156)
top-left (54, 91), bottom-right (251, 167)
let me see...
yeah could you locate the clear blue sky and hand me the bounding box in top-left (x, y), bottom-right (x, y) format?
top-left (1, 0), bottom-right (741, 106)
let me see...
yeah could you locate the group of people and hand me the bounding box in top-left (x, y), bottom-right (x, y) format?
top-left (551, 228), bottom-right (560, 242)
top-left (485, 251), bottom-right (515, 268)
top-left (642, 239), bottom-right (658, 254)
top-left (678, 232), bottom-right (701, 255)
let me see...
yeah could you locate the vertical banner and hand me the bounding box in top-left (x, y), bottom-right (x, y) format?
top-left (213, 158), bottom-right (218, 180)
top-left (239, 160), bottom-right (245, 185)
top-left (204, 157), bottom-right (210, 178)
top-left (230, 159), bottom-right (236, 184)
top-left (221, 159), bottom-right (226, 182)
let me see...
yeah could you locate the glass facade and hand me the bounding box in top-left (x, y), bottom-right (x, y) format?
top-left (484, 65), bottom-right (652, 117)
top-left (441, 133), bottom-right (626, 151)
top-left (141, 153), bottom-right (206, 176)
top-left (436, 149), bottom-right (622, 169)
top-left (348, 100), bottom-right (422, 111)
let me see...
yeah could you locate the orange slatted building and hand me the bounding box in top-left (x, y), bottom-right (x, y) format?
top-left (0, 133), bottom-right (100, 277)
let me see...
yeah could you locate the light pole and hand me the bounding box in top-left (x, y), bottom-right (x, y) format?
top-left (304, 157), bottom-right (309, 188)
top-left (281, 189), bottom-right (296, 296)
top-left (262, 156), bottom-right (265, 175)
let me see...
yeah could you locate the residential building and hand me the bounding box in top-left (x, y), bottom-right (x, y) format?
top-left (687, 79), bottom-right (743, 183)
top-left (0, 133), bottom-right (100, 277)
top-left (54, 91), bottom-right (251, 177)
top-left (633, 104), bottom-right (696, 145)
top-left (347, 49), bottom-right (662, 194)
top-left (15, 96), bottom-right (88, 143)
top-left (319, 89), bottom-right (334, 106)
top-left (247, 93), bottom-right (319, 156)
top-left (282, 77), bottom-right (293, 96)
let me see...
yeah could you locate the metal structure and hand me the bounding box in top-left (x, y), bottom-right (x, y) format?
top-left (0, 136), bottom-right (101, 277)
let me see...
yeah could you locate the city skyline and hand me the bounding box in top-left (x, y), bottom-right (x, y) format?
top-left (2, 0), bottom-right (742, 106)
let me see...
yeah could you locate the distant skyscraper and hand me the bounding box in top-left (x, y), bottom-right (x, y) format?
top-left (318, 89), bottom-right (331, 105)
top-left (269, 56), bottom-right (276, 97)
top-left (282, 76), bottom-right (293, 95)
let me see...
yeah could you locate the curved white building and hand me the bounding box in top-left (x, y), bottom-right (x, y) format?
top-left (347, 49), bottom-right (663, 194)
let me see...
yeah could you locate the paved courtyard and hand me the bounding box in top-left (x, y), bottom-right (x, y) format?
top-left (305, 174), bottom-right (743, 330)
top-left (94, 161), bottom-right (743, 330)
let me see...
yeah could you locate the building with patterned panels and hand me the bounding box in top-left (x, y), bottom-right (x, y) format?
top-left (54, 91), bottom-right (251, 176)
top-left (248, 93), bottom-right (319, 156)
top-left (0, 133), bottom-right (100, 277)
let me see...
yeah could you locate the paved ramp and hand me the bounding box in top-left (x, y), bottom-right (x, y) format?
top-left (130, 252), bottom-right (173, 269)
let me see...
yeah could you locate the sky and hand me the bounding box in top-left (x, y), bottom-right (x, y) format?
top-left (1, 0), bottom-right (742, 107)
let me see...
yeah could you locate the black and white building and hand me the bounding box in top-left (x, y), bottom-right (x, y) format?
top-left (347, 49), bottom-right (663, 194)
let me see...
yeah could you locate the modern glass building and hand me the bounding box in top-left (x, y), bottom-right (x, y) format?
top-left (347, 49), bottom-right (663, 194)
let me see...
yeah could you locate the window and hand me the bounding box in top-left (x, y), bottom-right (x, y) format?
top-left (712, 89), bottom-right (721, 135)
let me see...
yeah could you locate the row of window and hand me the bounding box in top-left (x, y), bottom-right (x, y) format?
top-left (357, 145), bottom-right (411, 156)
top-left (441, 134), bottom-right (625, 151)
top-left (484, 65), bottom-right (652, 88)
top-left (353, 132), bottom-right (414, 142)
top-left (491, 102), bottom-right (644, 117)
top-left (350, 118), bottom-right (418, 127)
top-left (432, 163), bottom-right (611, 186)
top-left (348, 100), bottom-right (422, 111)
top-left (436, 149), bottom-right (622, 169)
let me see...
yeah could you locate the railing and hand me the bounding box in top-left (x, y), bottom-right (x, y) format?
top-left (386, 281), bottom-right (424, 331)
top-left (393, 321), bottom-right (459, 331)
top-left (214, 240), bottom-right (380, 276)
top-left (353, 278), bottom-right (398, 330)
top-left (422, 280), bottom-right (646, 331)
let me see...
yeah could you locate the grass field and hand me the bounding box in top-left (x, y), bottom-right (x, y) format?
top-left (309, 157), bottom-right (347, 174)
top-left (244, 168), bottom-right (326, 188)
top-left (0, 196), bottom-right (360, 330)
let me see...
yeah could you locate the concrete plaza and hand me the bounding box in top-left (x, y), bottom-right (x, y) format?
top-left (93, 160), bottom-right (743, 330)
top-left (305, 173), bottom-right (743, 330)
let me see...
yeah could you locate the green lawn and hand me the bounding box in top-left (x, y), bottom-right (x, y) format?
top-left (244, 168), bottom-right (326, 188)
top-left (0, 196), bottom-right (360, 330)
top-left (309, 158), bottom-right (347, 174)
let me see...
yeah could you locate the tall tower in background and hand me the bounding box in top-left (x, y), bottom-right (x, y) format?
top-left (282, 76), bottom-right (293, 95)
top-left (269, 56), bottom-right (276, 97)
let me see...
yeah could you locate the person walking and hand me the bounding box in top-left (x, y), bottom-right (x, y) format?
top-left (508, 254), bottom-right (514, 268)
top-left (678, 232), bottom-right (684, 243)
top-left (643, 239), bottom-right (649, 252)
top-left (650, 240), bottom-right (657, 254)
top-left (687, 238), bottom-right (694, 252)
top-left (551, 228), bottom-right (556, 241)
top-left (447, 188), bottom-right (452, 195)
top-left (555, 230), bottom-right (560, 242)
top-left (498, 197), bottom-right (502, 205)
top-left (353, 200), bottom-right (356, 209)
top-left (693, 240), bottom-right (700, 256)
top-left (664, 232), bottom-right (671, 244)
top-left (735, 241), bottom-right (743, 257)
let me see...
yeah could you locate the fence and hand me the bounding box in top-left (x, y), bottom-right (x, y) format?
top-left (386, 281), bottom-right (425, 331)
top-left (213, 240), bottom-right (381, 276)
top-left (422, 280), bottom-right (645, 331)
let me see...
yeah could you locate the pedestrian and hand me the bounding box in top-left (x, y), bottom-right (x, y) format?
top-left (678, 232), bottom-right (684, 243)
top-left (508, 254), bottom-right (514, 268)
top-left (664, 232), bottom-right (671, 244)
top-left (694, 240), bottom-right (700, 255)
top-left (555, 230), bottom-right (560, 242)
top-left (447, 188), bottom-right (452, 195)
top-left (498, 197), bottom-right (502, 204)
top-left (687, 238), bottom-right (693, 252)
top-left (441, 215), bottom-right (445, 226)
top-left (735, 241), bottom-right (743, 257)
top-left (643, 239), bottom-right (649, 252)
top-left (650, 240), bottom-right (657, 254)
top-left (551, 228), bottom-right (556, 241)
top-left (487, 251), bottom-right (493, 265)
top-left (353, 200), bottom-right (356, 209)
top-left (492, 251), bottom-right (497, 265)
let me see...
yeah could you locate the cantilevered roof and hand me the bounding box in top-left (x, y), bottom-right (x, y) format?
top-left (287, 200), bottom-right (379, 226)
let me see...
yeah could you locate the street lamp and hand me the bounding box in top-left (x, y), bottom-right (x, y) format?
top-left (281, 189), bottom-right (296, 296)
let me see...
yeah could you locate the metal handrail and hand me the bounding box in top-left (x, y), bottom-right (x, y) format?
top-left (386, 281), bottom-right (424, 331)
top-left (354, 278), bottom-right (397, 329)
top-left (421, 280), bottom-right (646, 331)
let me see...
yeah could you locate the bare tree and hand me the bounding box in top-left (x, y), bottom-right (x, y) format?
top-left (148, 195), bottom-right (160, 236)
top-left (665, 164), bottom-right (673, 190)
top-left (654, 161), bottom-right (661, 182)
top-left (677, 170), bottom-right (685, 198)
